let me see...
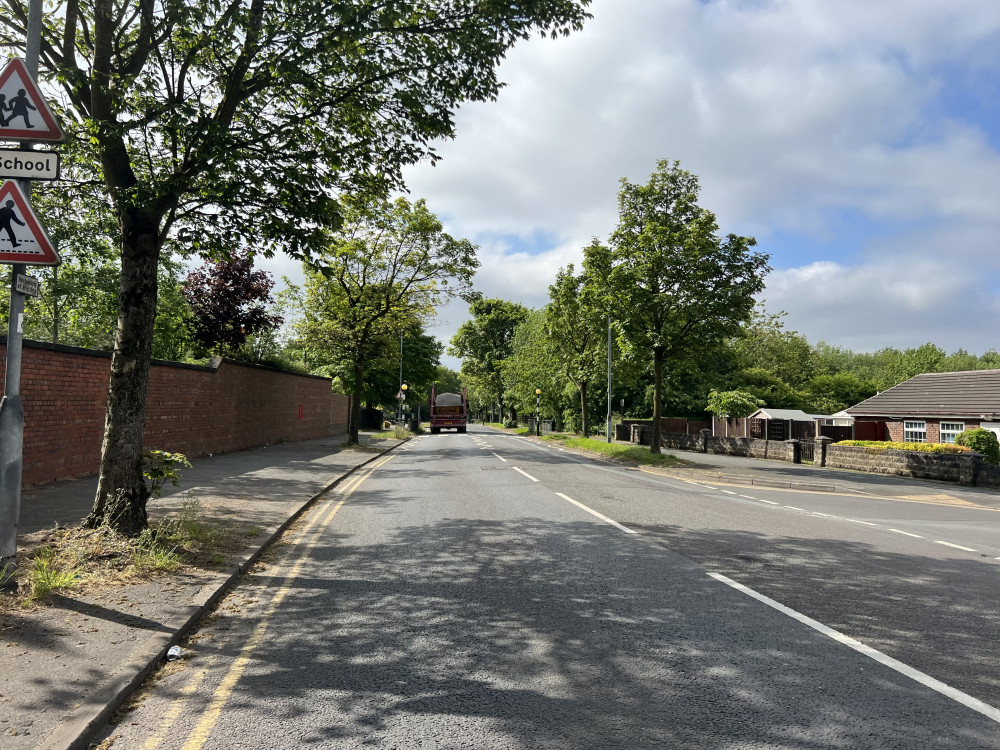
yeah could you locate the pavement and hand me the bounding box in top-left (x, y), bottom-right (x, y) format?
top-left (644, 441), bottom-right (1000, 509)
top-left (4, 428), bottom-right (1000, 750)
top-left (0, 431), bottom-right (405, 750)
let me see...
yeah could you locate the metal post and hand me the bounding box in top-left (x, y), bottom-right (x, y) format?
top-left (0, 0), bottom-right (44, 589)
top-left (398, 331), bottom-right (403, 423)
top-left (606, 315), bottom-right (612, 443)
top-left (535, 389), bottom-right (541, 437)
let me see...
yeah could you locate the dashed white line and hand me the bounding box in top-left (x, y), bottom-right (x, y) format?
top-left (708, 572), bottom-right (1000, 726)
top-left (812, 512), bottom-right (833, 517)
top-left (784, 506), bottom-right (805, 512)
top-left (934, 540), bottom-right (978, 552)
top-left (758, 499), bottom-right (779, 505)
top-left (738, 495), bottom-right (756, 500)
top-left (720, 490), bottom-right (737, 495)
top-left (555, 492), bottom-right (637, 535)
top-left (491, 453), bottom-right (507, 463)
top-left (512, 467), bottom-right (539, 482)
top-left (849, 519), bottom-right (878, 526)
top-left (888, 529), bottom-right (924, 539)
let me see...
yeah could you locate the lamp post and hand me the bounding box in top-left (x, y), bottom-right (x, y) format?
top-left (399, 383), bottom-right (407, 423)
top-left (607, 314), bottom-right (612, 443)
top-left (535, 388), bottom-right (542, 436)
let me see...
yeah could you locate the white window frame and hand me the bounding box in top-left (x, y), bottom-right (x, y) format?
top-left (904, 420), bottom-right (927, 443)
top-left (939, 421), bottom-right (965, 444)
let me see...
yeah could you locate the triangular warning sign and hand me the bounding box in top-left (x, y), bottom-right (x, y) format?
top-left (0, 59), bottom-right (63, 143)
top-left (0, 180), bottom-right (59, 265)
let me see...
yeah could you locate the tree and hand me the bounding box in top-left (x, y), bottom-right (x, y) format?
top-left (182, 251), bottom-right (282, 358)
top-left (706, 389), bottom-right (763, 437)
top-left (501, 309), bottom-right (565, 426)
top-left (294, 198), bottom-right (477, 445)
top-left (545, 264), bottom-right (608, 436)
top-left (586, 160), bottom-right (770, 453)
top-left (449, 298), bottom-right (529, 425)
top-left (1, 0), bottom-right (590, 534)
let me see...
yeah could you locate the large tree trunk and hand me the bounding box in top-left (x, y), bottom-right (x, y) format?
top-left (86, 211), bottom-right (162, 536)
top-left (346, 364), bottom-right (364, 446)
top-left (579, 380), bottom-right (589, 437)
top-left (650, 347), bottom-right (665, 454)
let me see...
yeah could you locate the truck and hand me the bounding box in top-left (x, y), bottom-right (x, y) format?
top-left (429, 386), bottom-right (468, 434)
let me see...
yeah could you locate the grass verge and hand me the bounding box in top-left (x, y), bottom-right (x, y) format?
top-left (539, 434), bottom-right (688, 467)
top-left (3, 499), bottom-right (263, 609)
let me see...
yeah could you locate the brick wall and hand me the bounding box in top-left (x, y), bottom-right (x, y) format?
top-left (873, 418), bottom-right (981, 443)
top-left (330, 393), bottom-right (351, 433)
top-left (0, 339), bottom-right (341, 488)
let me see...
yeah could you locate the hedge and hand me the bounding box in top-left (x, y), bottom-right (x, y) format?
top-left (834, 440), bottom-right (972, 456)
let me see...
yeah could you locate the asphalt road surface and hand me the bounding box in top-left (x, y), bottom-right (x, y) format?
top-left (101, 426), bottom-right (1000, 748)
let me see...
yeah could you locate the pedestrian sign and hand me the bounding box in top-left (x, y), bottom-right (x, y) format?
top-left (0, 179), bottom-right (59, 265)
top-left (0, 59), bottom-right (63, 143)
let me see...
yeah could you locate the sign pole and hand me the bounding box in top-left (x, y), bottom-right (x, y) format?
top-left (0, 0), bottom-right (44, 590)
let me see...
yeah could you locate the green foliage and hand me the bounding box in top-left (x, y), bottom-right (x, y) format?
top-left (142, 451), bottom-right (192, 499)
top-left (544, 264), bottom-right (611, 435)
top-left (586, 160), bottom-right (770, 451)
top-left (835, 440), bottom-right (971, 455)
top-left (293, 198), bottom-right (478, 444)
top-left (28, 548), bottom-right (78, 601)
top-left (706, 390), bottom-right (763, 419)
top-left (450, 298), bottom-right (529, 418)
top-left (956, 428), bottom-right (1000, 465)
top-left (553, 436), bottom-right (687, 467)
top-left (501, 309), bottom-right (564, 422)
top-left (6, 0), bottom-right (590, 534)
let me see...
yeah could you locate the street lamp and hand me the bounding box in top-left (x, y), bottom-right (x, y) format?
top-left (535, 388), bottom-right (542, 436)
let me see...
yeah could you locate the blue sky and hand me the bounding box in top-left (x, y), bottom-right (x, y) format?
top-left (264, 0), bottom-right (1000, 371)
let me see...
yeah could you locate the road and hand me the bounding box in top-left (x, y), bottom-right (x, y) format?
top-left (100, 426), bottom-right (1000, 748)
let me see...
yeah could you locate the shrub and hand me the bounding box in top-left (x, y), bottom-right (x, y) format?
top-left (956, 428), bottom-right (1000, 465)
top-left (835, 440), bottom-right (972, 456)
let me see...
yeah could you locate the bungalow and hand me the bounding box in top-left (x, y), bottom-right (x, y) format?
top-left (845, 369), bottom-right (1000, 444)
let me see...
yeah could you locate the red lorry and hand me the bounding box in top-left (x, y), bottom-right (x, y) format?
top-left (429, 386), bottom-right (468, 434)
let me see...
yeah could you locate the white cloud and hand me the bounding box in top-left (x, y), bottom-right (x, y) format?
top-left (398, 0), bottom-right (1000, 362)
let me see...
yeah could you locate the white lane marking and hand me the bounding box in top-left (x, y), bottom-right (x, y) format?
top-left (708, 572), bottom-right (1000, 725)
top-left (739, 495), bottom-right (757, 500)
top-left (513, 467), bottom-right (539, 482)
top-left (812, 512), bottom-right (833, 517)
top-left (935, 540), bottom-right (978, 552)
top-left (720, 490), bottom-right (738, 495)
top-left (555, 492), bottom-right (637, 535)
top-left (492, 452), bottom-right (508, 463)
top-left (849, 519), bottom-right (878, 526)
top-left (758, 499), bottom-right (779, 505)
top-left (784, 506), bottom-right (805, 511)
top-left (888, 529), bottom-right (924, 539)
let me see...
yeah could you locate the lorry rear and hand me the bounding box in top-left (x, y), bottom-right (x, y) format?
top-left (430, 387), bottom-right (468, 434)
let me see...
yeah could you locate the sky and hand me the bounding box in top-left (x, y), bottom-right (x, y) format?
top-left (265, 0), bottom-right (1000, 372)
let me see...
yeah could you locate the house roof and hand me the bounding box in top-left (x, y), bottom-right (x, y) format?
top-left (749, 408), bottom-right (817, 421)
top-left (846, 369), bottom-right (1000, 418)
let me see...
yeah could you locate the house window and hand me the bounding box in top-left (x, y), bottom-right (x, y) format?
top-left (940, 422), bottom-right (965, 444)
top-left (904, 421), bottom-right (927, 443)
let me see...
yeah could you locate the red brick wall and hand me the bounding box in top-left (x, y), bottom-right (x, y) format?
top-left (0, 340), bottom-right (340, 488)
top-left (330, 393), bottom-right (351, 433)
top-left (858, 417), bottom-right (979, 443)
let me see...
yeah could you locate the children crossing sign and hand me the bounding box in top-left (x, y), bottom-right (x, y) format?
top-left (0, 58), bottom-right (63, 142)
top-left (0, 179), bottom-right (59, 265)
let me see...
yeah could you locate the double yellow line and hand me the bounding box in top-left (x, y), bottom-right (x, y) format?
top-left (140, 454), bottom-right (396, 750)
